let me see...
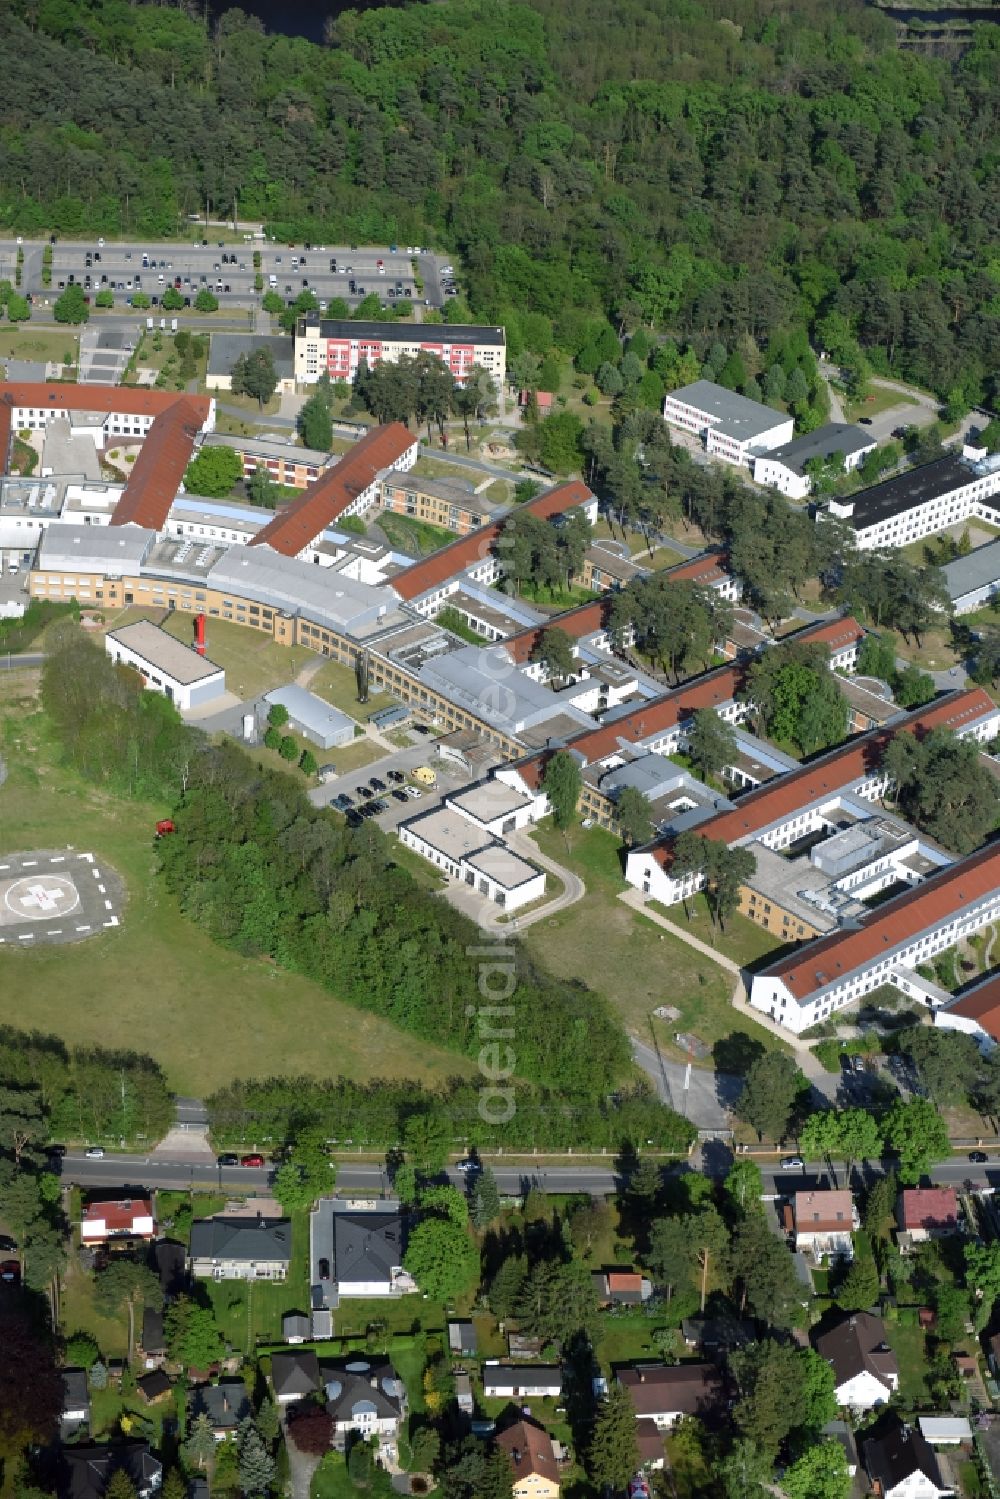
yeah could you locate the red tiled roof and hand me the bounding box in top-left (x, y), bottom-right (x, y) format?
top-left (392, 479), bottom-right (594, 601)
top-left (111, 397), bottom-right (208, 530)
top-left (506, 597), bottom-right (612, 664)
top-left (510, 616), bottom-right (867, 791)
top-left (663, 549), bottom-right (730, 585)
top-left (646, 687), bottom-right (996, 872)
top-left (81, 1197), bottom-right (154, 1233)
top-left (794, 1189), bottom-right (854, 1232)
top-left (1, 381), bottom-right (208, 419)
top-left (250, 423), bottom-right (416, 557)
top-left (792, 616), bottom-right (865, 654)
top-left (764, 840), bottom-right (1000, 1002)
top-left (943, 973), bottom-right (1000, 1040)
top-left (607, 1271), bottom-right (643, 1292)
top-left (899, 1188), bottom-right (958, 1232)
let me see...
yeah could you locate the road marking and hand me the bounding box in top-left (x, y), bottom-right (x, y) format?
top-left (75, 924), bottom-right (91, 932)
top-left (22, 860), bottom-right (37, 868)
top-left (19, 933), bottom-right (34, 941)
top-left (50, 855), bottom-right (65, 864)
top-left (91, 867), bottom-right (101, 878)
top-left (104, 899), bottom-right (113, 910)
top-left (81, 853), bottom-right (94, 864)
top-left (0, 865), bottom-right (8, 872)
top-left (97, 883), bottom-right (106, 894)
top-left (47, 929), bottom-right (62, 936)
top-left (104, 917), bottom-right (119, 927)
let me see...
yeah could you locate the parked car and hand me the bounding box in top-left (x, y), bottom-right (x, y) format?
top-left (84, 1146), bottom-right (106, 1159)
top-left (404, 785), bottom-right (423, 799)
top-left (0, 1235), bottom-right (17, 1253)
top-left (454, 1158), bottom-right (481, 1175)
top-left (392, 788), bottom-right (408, 803)
top-left (780, 1156), bottom-right (804, 1170)
top-left (370, 777), bottom-right (387, 792)
top-left (970, 1151), bottom-right (989, 1163)
top-left (217, 1153), bottom-right (239, 1167)
top-left (318, 1257), bottom-right (330, 1279)
top-left (858, 416), bottom-right (873, 425)
top-left (387, 769), bottom-right (405, 782)
top-left (240, 1153), bottom-right (265, 1168)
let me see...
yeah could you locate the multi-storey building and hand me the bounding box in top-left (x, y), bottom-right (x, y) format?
top-left (294, 318), bottom-right (506, 389)
top-left (827, 450), bottom-right (1000, 551)
top-left (378, 469), bottom-right (505, 534)
top-left (662, 380), bottom-right (793, 466)
top-left (752, 423), bottom-right (875, 500)
top-left (200, 433), bottom-right (334, 490)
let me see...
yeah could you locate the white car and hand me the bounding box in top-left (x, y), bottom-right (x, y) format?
top-left (780, 1156), bottom-right (804, 1171)
top-left (405, 785), bottom-right (423, 799)
top-left (455, 1159), bottom-right (480, 1174)
top-left (84, 1146), bottom-right (106, 1159)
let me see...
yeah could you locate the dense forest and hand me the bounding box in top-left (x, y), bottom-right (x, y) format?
top-left (1, 0), bottom-right (998, 403)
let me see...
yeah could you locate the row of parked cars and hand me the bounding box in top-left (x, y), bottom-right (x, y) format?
top-left (330, 768), bottom-right (423, 824)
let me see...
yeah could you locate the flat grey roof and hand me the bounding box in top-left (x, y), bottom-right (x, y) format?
top-left (666, 380), bottom-right (788, 441)
top-left (404, 806), bottom-right (494, 862)
top-left (465, 843), bottom-right (541, 889)
top-left (107, 619), bottom-right (222, 683)
top-left (942, 537), bottom-right (1000, 600)
top-left (419, 645), bottom-right (593, 736)
top-left (449, 780), bottom-right (532, 821)
top-left (203, 432), bottom-right (330, 468)
top-left (382, 469), bottom-right (480, 504)
top-left (206, 333), bottom-right (294, 379)
top-left (206, 545), bottom-right (397, 634)
top-left (302, 318), bottom-right (505, 347)
top-left (37, 520), bottom-right (156, 573)
top-left (763, 423), bottom-right (874, 475)
top-left (263, 685), bottom-right (354, 735)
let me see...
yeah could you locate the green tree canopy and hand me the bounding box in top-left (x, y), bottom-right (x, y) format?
top-left (183, 444), bottom-right (242, 498)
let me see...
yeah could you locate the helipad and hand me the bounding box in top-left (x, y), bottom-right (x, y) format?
top-left (0, 851), bottom-right (125, 946)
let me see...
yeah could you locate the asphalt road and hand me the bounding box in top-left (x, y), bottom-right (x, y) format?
top-left (51, 1149), bottom-right (1000, 1197)
top-left (0, 652), bottom-right (44, 670)
top-left (0, 237), bottom-right (452, 317)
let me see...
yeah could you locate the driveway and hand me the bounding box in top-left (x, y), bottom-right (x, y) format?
top-left (631, 1036), bottom-right (741, 1130)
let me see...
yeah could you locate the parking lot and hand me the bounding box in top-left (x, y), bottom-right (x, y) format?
top-left (0, 237), bottom-right (454, 316)
top-left (308, 733), bottom-right (499, 834)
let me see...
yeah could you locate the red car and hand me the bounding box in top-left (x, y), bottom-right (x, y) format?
top-left (0, 1260), bottom-right (21, 1283)
top-left (240, 1153), bottom-right (265, 1168)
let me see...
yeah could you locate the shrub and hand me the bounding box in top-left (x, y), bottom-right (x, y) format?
top-left (267, 703), bottom-right (289, 727)
top-left (279, 735), bottom-right (298, 762)
top-left (263, 726), bottom-right (281, 751)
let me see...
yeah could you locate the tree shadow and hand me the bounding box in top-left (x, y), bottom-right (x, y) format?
top-left (711, 1031), bottom-right (765, 1078)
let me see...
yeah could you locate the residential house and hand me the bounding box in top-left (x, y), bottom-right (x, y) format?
top-left (616, 1364), bottom-right (725, 1432)
top-left (61, 1370), bottom-right (91, 1440)
top-left (188, 1380), bottom-right (252, 1440)
top-left (62, 1443), bottom-right (163, 1499)
top-left (823, 1420), bottom-right (859, 1478)
top-left (282, 1313), bottom-right (311, 1344)
top-left (496, 1419), bottom-right (561, 1499)
top-left (862, 1419), bottom-right (953, 1499)
top-left (136, 1372), bottom-right (172, 1406)
top-left (140, 1309), bottom-right (166, 1369)
top-left (154, 1241), bottom-right (186, 1298)
top-left (482, 1364), bottom-right (564, 1400)
top-left (635, 1419), bottom-right (666, 1471)
top-left (270, 1350), bottom-right (320, 1406)
top-left (680, 1317), bottom-right (755, 1356)
top-left (323, 1355), bottom-right (407, 1464)
top-left (188, 1216), bottom-right (291, 1282)
top-left (80, 1197), bottom-right (155, 1246)
top-left (448, 1320), bottom-right (478, 1356)
top-left (327, 1202), bottom-right (412, 1298)
top-left (897, 1189), bottom-right (960, 1247)
top-left (455, 1371), bottom-right (474, 1416)
top-left (815, 1313), bottom-right (900, 1412)
top-left (591, 1270), bottom-right (652, 1307)
top-left (791, 1190), bottom-right (858, 1258)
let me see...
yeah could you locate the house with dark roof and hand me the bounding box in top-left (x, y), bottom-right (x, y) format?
top-left (140, 1308), bottom-right (166, 1368)
top-left (61, 1370), bottom-right (91, 1439)
top-left (330, 1204), bottom-right (411, 1298)
top-left (828, 450), bottom-right (1000, 552)
top-left (752, 422), bottom-right (875, 500)
top-left (137, 1372), bottom-right (172, 1405)
top-left (814, 1313), bottom-right (899, 1411)
top-left (680, 1316), bottom-right (755, 1355)
top-left (283, 1312), bottom-right (311, 1344)
top-left (496, 1418), bottom-right (561, 1499)
top-left (616, 1363), bottom-right (725, 1431)
top-left (634, 1418), bottom-right (666, 1471)
top-left (862, 1419), bottom-right (952, 1499)
top-left (188, 1215), bottom-right (291, 1282)
top-left (188, 1379), bottom-right (252, 1438)
top-left (322, 1355), bottom-right (407, 1462)
top-left (271, 1350), bottom-right (321, 1406)
top-left (61, 1442), bottom-right (162, 1499)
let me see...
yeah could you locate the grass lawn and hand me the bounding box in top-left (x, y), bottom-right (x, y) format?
top-left (845, 386), bottom-right (919, 422)
top-left (60, 1253), bottom-right (130, 1359)
top-left (309, 657), bottom-right (397, 722)
top-left (388, 837), bottom-right (447, 891)
top-left (886, 1319), bottom-right (930, 1405)
top-left (378, 512), bottom-right (457, 557)
top-left (97, 608), bottom-right (315, 700)
top-left (885, 624), bottom-right (961, 673)
top-left (653, 892), bottom-right (784, 970)
top-left (311, 1454), bottom-right (356, 1499)
top-left (0, 326), bottom-right (79, 363)
top-left (0, 674), bottom-right (472, 1097)
top-left (216, 390), bottom-right (282, 418)
top-left (523, 824), bottom-right (779, 1066)
top-left (519, 580), bottom-right (599, 609)
top-left (411, 456), bottom-right (479, 483)
top-left (483, 478), bottom-right (512, 504)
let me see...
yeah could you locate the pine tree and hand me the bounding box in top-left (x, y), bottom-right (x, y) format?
top-left (470, 1167), bottom-right (501, 1228)
top-left (628, 1155), bottom-right (662, 1210)
top-left (239, 1424), bottom-right (275, 1496)
top-left (256, 1398), bottom-right (280, 1447)
top-left (589, 1385), bottom-right (640, 1490)
top-left (162, 1470), bottom-right (186, 1499)
top-left (105, 1473), bottom-right (137, 1499)
top-left (183, 1412), bottom-right (217, 1472)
